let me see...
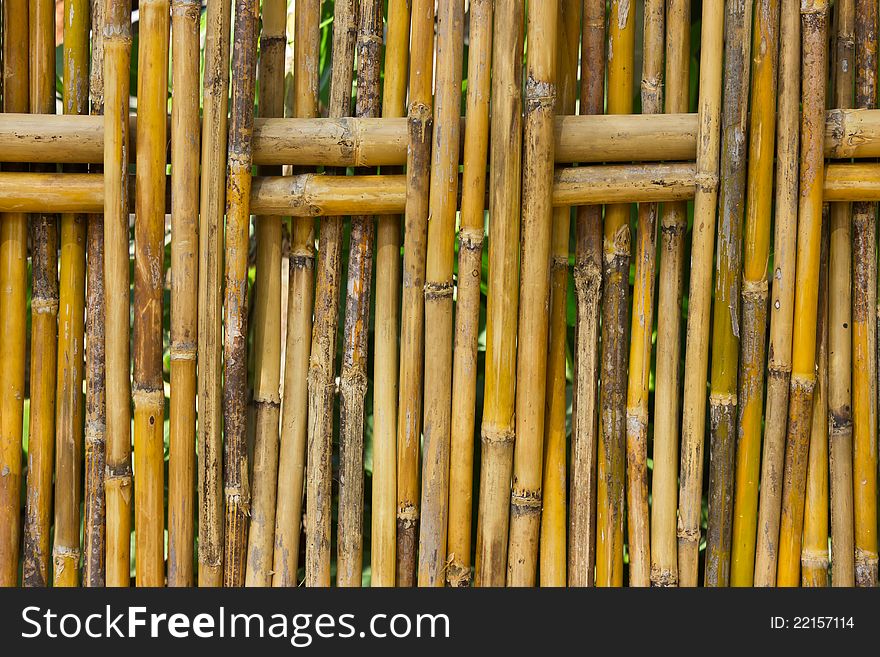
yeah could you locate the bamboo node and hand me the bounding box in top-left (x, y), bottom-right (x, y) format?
top-left (551, 254), bottom-right (569, 269)
top-left (407, 102), bottom-right (433, 143)
top-left (31, 297), bottom-right (60, 314)
top-left (53, 545), bottom-right (82, 560)
top-left (132, 386), bottom-right (165, 408)
top-left (789, 372), bottom-right (816, 394)
top-left (424, 281), bottom-right (454, 300)
top-left (459, 228), bottom-right (484, 252)
top-left (828, 409), bottom-right (853, 437)
top-left (709, 392), bottom-right (737, 407)
top-left (510, 488), bottom-right (543, 515)
top-left (694, 171), bottom-right (720, 193)
top-left (525, 76), bottom-right (556, 111)
top-left (741, 277), bottom-right (768, 300)
top-left (446, 555), bottom-right (472, 587)
top-left (650, 566), bottom-right (678, 587)
top-left (800, 549), bottom-right (829, 571)
top-left (170, 343), bottom-right (198, 361)
top-left (854, 549), bottom-right (879, 585)
top-left (481, 424), bottom-right (515, 447)
top-left (397, 503), bottom-right (419, 525)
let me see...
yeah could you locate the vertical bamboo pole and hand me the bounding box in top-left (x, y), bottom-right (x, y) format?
top-left (244, 0), bottom-right (285, 587)
top-left (595, 0), bottom-right (633, 588)
top-left (0, 0), bottom-right (27, 588)
top-left (754, 0), bottom-right (800, 587)
top-left (776, 0), bottom-right (829, 586)
top-left (624, 0), bottom-right (663, 588)
top-left (168, 0), bottom-right (201, 588)
top-left (396, 0), bottom-right (433, 587)
top-left (539, 0), bottom-right (580, 588)
top-left (371, 0), bottom-right (409, 588)
top-left (223, 0), bottom-right (259, 587)
top-left (418, 0), bottom-right (463, 588)
top-left (730, 0), bottom-right (780, 587)
top-left (474, 0), bottom-right (523, 587)
top-left (272, 0), bottom-right (318, 588)
top-left (568, 0), bottom-right (604, 588)
top-left (507, 0), bottom-right (557, 587)
top-left (705, 0), bottom-right (752, 588)
top-left (677, 0), bottom-right (724, 587)
top-left (103, 0), bottom-right (132, 587)
top-left (306, 0), bottom-right (358, 587)
top-left (198, 0), bottom-right (232, 588)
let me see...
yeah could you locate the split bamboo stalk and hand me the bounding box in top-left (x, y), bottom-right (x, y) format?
top-left (705, 0), bottom-right (753, 588)
top-left (271, 0), bottom-right (318, 588)
top-left (677, 0), bottom-right (724, 587)
top-left (371, 0), bottom-right (408, 589)
top-left (474, 0), bottom-right (523, 587)
top-left (595, 0), bottom-right (634, 588)
top-left (337, 0), bottom-right (383, 588)
top-left (853, 0), bottom-right (878, 588)
top-left (539, 0), bottom-right (580, 588)
top-left (802, 213), bottom-right (830, 586)
top-left (650, 0), bottom-right (691, 588)
top-left (0, 0), bottom-right (28, 588)
top-left (305, 0), bottom-right (358, 587)
top-left (776, 0), bottom-right (829, 586)
top-left (624, 0), bottom-right (663, 588)
top-left (396, 0), bottom-right (434, 587)
top-left (507, 0), bottom-right (557, 587)
top-left (198, 0), bottom-right (232, 588)
top-left (568, 0), bottom-right (604, 588)
top-left (244, 0), bottom-right (286, 588)
top-left (730, 0), bottom-right (781, 587)
top-left (103, 0), bottom-right (133, 587)
top-left (82, 0), bottom-right (106, 587)
top-left (222, 0), bottom-right (259, 587)
top-left (753, 0), bottom-right (801, 587)
top-left (168, 0), bottom-right (201, 588)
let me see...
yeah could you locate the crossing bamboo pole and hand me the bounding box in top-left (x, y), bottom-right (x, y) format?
top-left (272, 0), bottom-right (318, 588)
top-left (0, 0), bottom-right (28, 588)
top-left (82, 0), bottom-right (106, 587)
top-left (705, 0), bottom-right (753, 588)
top-left (168, 0), bottom-right (201, 588)
top-left (103, 0), bottom-right (132, 587)
top-left (677, 0), bottom-right (725, 587)
top-left (776, 0), bottom-right (829, 586)
top-left (730, 0), bottom-right (781, 587)
top-left (650, 0), bottom-right (690, 588)
top-left (624, 0), bottom-right (663, 588)
top-left (595, 0), bottom-right (634, 588)
top-left (539, 0), bottom-right (580, 588)
top-left (754, 0), bottom-right (801, 587)
top-left (244, 0), bottom-right (286, 587)
top-left (371, 0), bottom-right (408, 589)
top-left (474, 0), bottom-right (524, 587)
top-left (396, 0), bottom-right (434, 587)
top-left (337, 0), bottom-right (383, 588)
top-left (305, 0), bottom-right (358, 587)
top-left (853, 0), bottom-right (878, 588)
top-left (568, 0), bottom-right (604, 588)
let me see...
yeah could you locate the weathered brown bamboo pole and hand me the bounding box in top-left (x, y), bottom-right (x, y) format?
top-left (776, 0), bottom-right (829, 586)
top-left (677, 0), bottom-right (724, 587)
top-left (271, 0), bottom-right (318, 588)
top-left (0, 0), bottom-right (28, 588)
top-left (753, 0), bottom-right (801, 587)
top-left (222, 0), bottom-right (259, 587)
top-left (396, 0), bottom-right (433, 587)
top-left (650, 0), bottom-right (690, 589)
top-left (305, 0), bottom-right (358, 587)
top-left (730, 0), bottom-right (781, 587)
top-left (624, 0), bottom-right (663, 588)
top-left (568, 0), bottom-right (604, 588)
top-left (103, 0), bottom-right (132, 587)
top-left (474, 0), bottom-right (523, 587)
top-left (168, 0), bottom-right (201, 588)
top-left (198, 0), bottom-right (232, 588)
top-left (244, 0), bottom-right (286, 588)
top-left (539, 0), bottom-right (580, 588)
top-left (595, 0), bottom-right (633, 588)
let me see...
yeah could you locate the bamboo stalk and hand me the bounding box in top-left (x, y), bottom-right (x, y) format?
top-left (539, 0), bottom-right (580, 588)
top-left (244, 0), bottom-right (286, 588)
top-left (776, 0), bottom-right (829, 586)
top-left (568, 0), bottom-right (604, 588)
top-left (677, 0), bottom-right (724, 587)
top-left (305, 0), bottom-right (358, 587)
top-left (0, 0), bottom-right (28, 588)
top-left (474, 0), bottom-right (523, 587)
top-left (168, 0), bottom-right (201, 588)
top-left (395, 0), bottom-right (433, 587)
top-left (271, 0), bottom-right (319, 588)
